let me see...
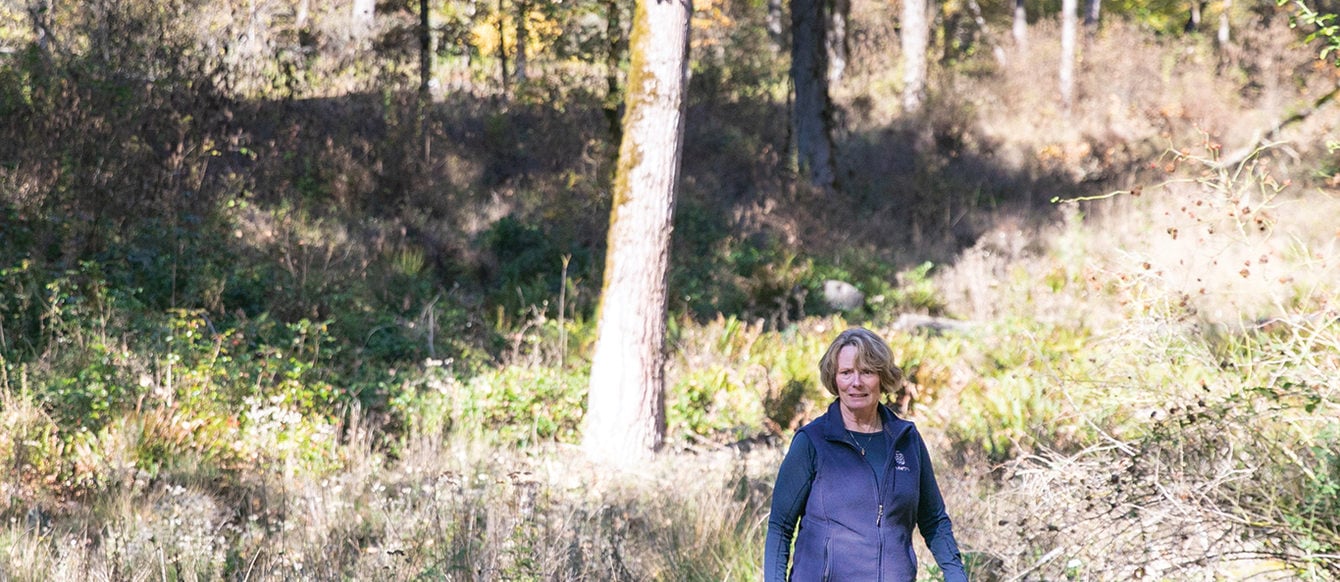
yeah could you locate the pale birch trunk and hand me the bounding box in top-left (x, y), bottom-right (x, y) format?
top-left (827, 0), bottom-right (850, 84)
top-left (582, 0), bottom-right (692, 466)
top-left (1186, 1), bottom-right (1204, 33)
top-left (351, 0), bottom-right (376, 47)
top-left (1013, 0), bottom-right (1027, 50)
top-left (901, 0), bottom-right (929, 114)
top-left (767, 0), bottom-right (786, 51)
top-left (1060, 0), bottom-right (1077, 112)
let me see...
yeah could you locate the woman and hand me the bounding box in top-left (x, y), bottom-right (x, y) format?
top-left (765, 327), bottom-right (967, 581)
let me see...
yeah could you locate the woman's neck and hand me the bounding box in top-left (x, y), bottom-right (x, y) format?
top-left (840, 404), bottom-right (882, 432)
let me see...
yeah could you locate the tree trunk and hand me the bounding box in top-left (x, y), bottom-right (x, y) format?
top-left (767, 0), bottom-right (786, 52)
top-left (605, 0), bottom-right (624, 143)
top-left (497, 0), bottom-right (509, 95)
top-left (1217, 0), bottom-right (1232, 45)
top-left (351, 0), bottom-right (376, 48)
top-left (827, 0), bottom-right (850, 84)
top-left (582, 0), bottom-right (692, 466)
top-left (901, 0), bottom-right (929, 114)
top-left (1185, 1), bottom-right (1205, 33)
top-left (1084, 0), bottom-right (1101, 32)
top-left (419, 0), bottom-right (432, 98)
top-left (1060, 0), bottom-right (1077, 112)
top-left (419, 0), bottom-right (433, 162)
top-left (1012, 0), bottom-right (1027, 50)
top-left (515, 0), bottom-right (528, 82)
top-left (791, 0), bottom-right (837, 188)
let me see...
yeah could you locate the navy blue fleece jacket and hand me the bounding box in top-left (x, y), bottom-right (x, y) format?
top-left (765, 401), bottom-right (967, 581)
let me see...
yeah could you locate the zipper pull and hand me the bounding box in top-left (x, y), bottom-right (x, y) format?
top-left (877, 504), bottom-right (883, 527)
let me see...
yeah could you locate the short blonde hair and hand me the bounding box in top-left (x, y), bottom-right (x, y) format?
top-left (818, 327), bottom-right (903, 397)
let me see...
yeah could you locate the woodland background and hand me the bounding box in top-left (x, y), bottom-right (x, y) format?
top-left (1, 0), bottom-right (1339, 579)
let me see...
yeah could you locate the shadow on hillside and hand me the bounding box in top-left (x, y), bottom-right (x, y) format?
top-left (1, 57), bottom-right (1128, 335)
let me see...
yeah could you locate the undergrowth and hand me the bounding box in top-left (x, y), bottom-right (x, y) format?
top-left (2, 1), bottom-right (1339, 580)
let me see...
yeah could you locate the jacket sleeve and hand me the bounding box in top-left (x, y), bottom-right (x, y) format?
top-left (914, 431), bottom-right (968, 582)
top-left (764, 431), bottom-right (816, 582)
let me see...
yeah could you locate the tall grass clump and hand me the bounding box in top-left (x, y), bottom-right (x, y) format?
top-left (934, 142), bottom-right (1340, 579)
top-left (0, 406), bottom-right (781, 581)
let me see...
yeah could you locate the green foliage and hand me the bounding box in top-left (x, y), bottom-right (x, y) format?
top-left (480, 216), bottom-right (594, 321)
top-left (1101, 0), bottom-right (1192, 34)
top-left (943, 322), bottom-right (1093, 463)
top-left (1280, 0), bottom-right (1340, 65)
top-left (669, 364), bottom-right (767, 439)
top-left (446, 365), bottom-right (589, 446)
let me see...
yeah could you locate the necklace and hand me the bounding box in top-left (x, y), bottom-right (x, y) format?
top-left (847, 428), bottom-right (880, 456)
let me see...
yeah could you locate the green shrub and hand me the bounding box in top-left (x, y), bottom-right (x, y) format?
top-left (447, 365), bottom-right (589, 446)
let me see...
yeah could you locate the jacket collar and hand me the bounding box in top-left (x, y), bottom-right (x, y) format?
top-left (817, 399), bottom-right (913, 444)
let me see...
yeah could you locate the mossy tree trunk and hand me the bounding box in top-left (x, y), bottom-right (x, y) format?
top-left (581, 0), bottom-right (692, 466)
top-left (791, 0), bottom-right (837, 188)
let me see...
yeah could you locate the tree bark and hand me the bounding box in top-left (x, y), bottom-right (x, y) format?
top-left (419, 0), bottom-right (432, 98)
top-left (1012, 0), bottom-right (1027, 50)
top-left (1084, 0), bottom-right (1101, 33)
top-left (27, 0), bottom-right (54, 55)
top-left (791, 0), bottom-right (837, 188)
top-left (419, 0), bottom-right (433, 162)
top-left (352, 0), bottom-right (376, 48)
top-left (827, 0), bottom-right (850, 84)
top-left (497, 0), bottom-right (509, 95)
top-left (767, 0), bottom-right (786, 52)
top-left (1217, 0), bottom-right (1232, 45)
top-left (1060, 0), bottom-right (1077, 112)
top-left (515, 0), bottom-right (528, 82)
top-left (901, 0), bottom-right (930, 114)
top-left (605, 0), bottom-right (625, 143)
top-left (1185, 0), bottom-right (1206, 33)
top-left (582, 0), bottom-right (692, 466)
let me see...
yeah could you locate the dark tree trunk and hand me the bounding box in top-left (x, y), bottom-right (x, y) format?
top-left (1084, 0), bottom-right (1101, 31)
top-left (419, 0), bottom-right (432, 98)
top-left (791, 0), bottom-right (837, 188)
top-left (515, 0), bottom-right (528, 82)
top-left (604, 0), bottom-right (625, 144)
top-left (497, 0), bottom-right (509, 95)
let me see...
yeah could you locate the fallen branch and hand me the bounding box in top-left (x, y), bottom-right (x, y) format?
top-left (1216, 82), bottom-right (1340, 169)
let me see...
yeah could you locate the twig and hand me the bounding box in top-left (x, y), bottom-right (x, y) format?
top-left (1007, 546), bottom-right (1064, 581)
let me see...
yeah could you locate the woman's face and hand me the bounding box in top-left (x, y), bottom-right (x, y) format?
top-left (835, 344), bottom-right (881, 416)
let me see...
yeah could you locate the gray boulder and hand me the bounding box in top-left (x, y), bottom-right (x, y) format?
top-left (822, 280), bottom-right (865, 311)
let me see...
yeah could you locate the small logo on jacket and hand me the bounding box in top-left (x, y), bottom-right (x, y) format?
top-left (895, 451), bottom-right (910, 471)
